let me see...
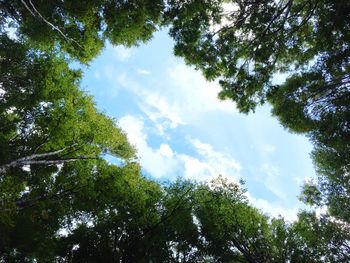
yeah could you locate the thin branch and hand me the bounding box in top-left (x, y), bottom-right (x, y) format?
top-left (0, 143), bottom-right (83, 172)
top-left (19, 157), bottom-right (96, 165)
top-left (0, 156), bottom-right (96, 173)
top-left (15, 184), bottom-right (83, 210)
top-left (20, 0), bottom-right (35, 16)
top-left (23, 143), bottom-right (77, 160)
top-left (20, 0), bottom-right (83, 49)
top-left (32, 136), bottom-right (51, 154)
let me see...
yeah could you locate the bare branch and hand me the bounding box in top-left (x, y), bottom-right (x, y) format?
top-left (0, 143), bottom-right (83, 172)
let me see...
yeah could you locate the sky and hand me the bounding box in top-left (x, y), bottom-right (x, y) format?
top-left (80, 30), bottom-right (316, 221)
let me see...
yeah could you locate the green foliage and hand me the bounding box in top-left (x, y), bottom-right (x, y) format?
top-left (301, 143), bottom-right (350, 223)
top-left (1, 0), bottom-right (163, 63)
top-left (0, 35), bottom-right (147, 262)
top-left (289, 212), bottom-right (350, 262)
top-left (165, 0), bottom-right (350, 112)
top-left (0, 35), bottom-right (134, 169)
top-left (193, 177), bottom-right (274, 262)
top-left (1, 1), bottom-right (350, 261)
top-left (164, 0), bottom-right (350, 224)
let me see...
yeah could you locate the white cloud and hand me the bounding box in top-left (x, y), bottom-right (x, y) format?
top-left (259, 163), bottom-right (287, 200)
top-left (118, 115), bottom-right (181, 178)
top-left (118, 115), bottom-right (241, 182)
top-left (136, 68), bottom-right (151, 75)
top-left (118, 115), bottom-right (146, 147)
top-left (247, 192), bottom-right (299, 221)
top-left (158, 143), bottom-right (174, 158)
top-left (141, 93), bottom-right (186, 128)
top-left (180, 155), bottom-right (213, 180)
top-left (166, 63), bottom-right (238, 119)
top-left (183, 138), bottom-right (241, 181)
top-left (112, 70), bottom-right (186, 132)
top-left (110, 44), bottom-right (135, 61)
top-left (118, 115), bottom-right (299, 220)
top-left (109, 61), bottom-right (237, 135)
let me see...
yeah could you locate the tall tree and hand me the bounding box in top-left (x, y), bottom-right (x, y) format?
top-left (0, 35), bottom-right (137, 262)
top-left (1, 1), bottom-right (349, 261)
top-left (164, 0), bottom-right (350, 113)
top-left (1, 0), bottom-right (163, 63)
top-left (0, 35), bottom-right (134, 172)
top-left (300, 143), bottom-right (350, 224)
top-left (193, 176), bottom-right (274, 263)
top-left (289, 211), bottom-right (350, 262)
top-left (164, 0), bottom-right (350, 222)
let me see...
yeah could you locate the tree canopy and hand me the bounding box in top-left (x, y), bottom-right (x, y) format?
top-left (164, 0), bottom-right (350, 225)
top-left (0, 35), bottom-right (134, 172)
top-left (1, 0), bottom-right (163, 63)
top-left (1, 0), bottom-right (349, 262)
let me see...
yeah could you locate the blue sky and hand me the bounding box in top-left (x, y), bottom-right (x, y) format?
top-left (81, 30), bottom-right (315, 221)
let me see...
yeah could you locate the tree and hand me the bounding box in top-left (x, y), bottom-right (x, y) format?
top-left (0, 35), bottom-right (135, 257)
top-left (289, 211), bottom-right (350, 263)
top-left (1, 1), bottom-right (349, 261)
top-left (300, 143), bottom-right (350, 224)
top-left (164, 0), bottom-right (350, 222)
top-left (0, 159), bottom-right (164, 262)
top-left (1, 0), bottom-right (163, 63)
top-left (191, 177), bottom-right (350, 263)
top-left (54, 161), bottom-right (167, 263)
top-left (164, 0), bottom-right (349, 112)
top-left (193, 176), bottom-right (274, 263)
top-left (0, 35), bottom-right (134, 172)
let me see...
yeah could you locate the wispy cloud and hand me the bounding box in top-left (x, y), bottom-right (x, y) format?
top-left (118, 114), bottom-right (241, 182)
top-left (110, 61), bottom-right (238, 135)
top-left (109, 44), bottom-right (136, 61)
top-left (136, 68), bottom-right (151, 75)
top-left (118, 114), bottom-right (299, 220)
top-left (247, 192), bottom-right (300, 221)
top-left (184, 138), bottom-right (241, 181)
top-left (259, 163), bottom-right (287, 200)
top-left (166, 63), bottom-right (238, 118)
top-left (118, 115), bottom-right (181, 178)
top-left (85, 35), bottom-right (315, 223)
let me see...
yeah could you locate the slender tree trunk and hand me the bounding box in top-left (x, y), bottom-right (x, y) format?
top-left (0, 145), bottom-right (95, 173)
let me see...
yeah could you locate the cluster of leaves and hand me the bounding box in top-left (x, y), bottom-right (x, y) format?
top-left (1, 0), bottom-right (163, 63)
top-left (0, 35), bottom-right (134, 173)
